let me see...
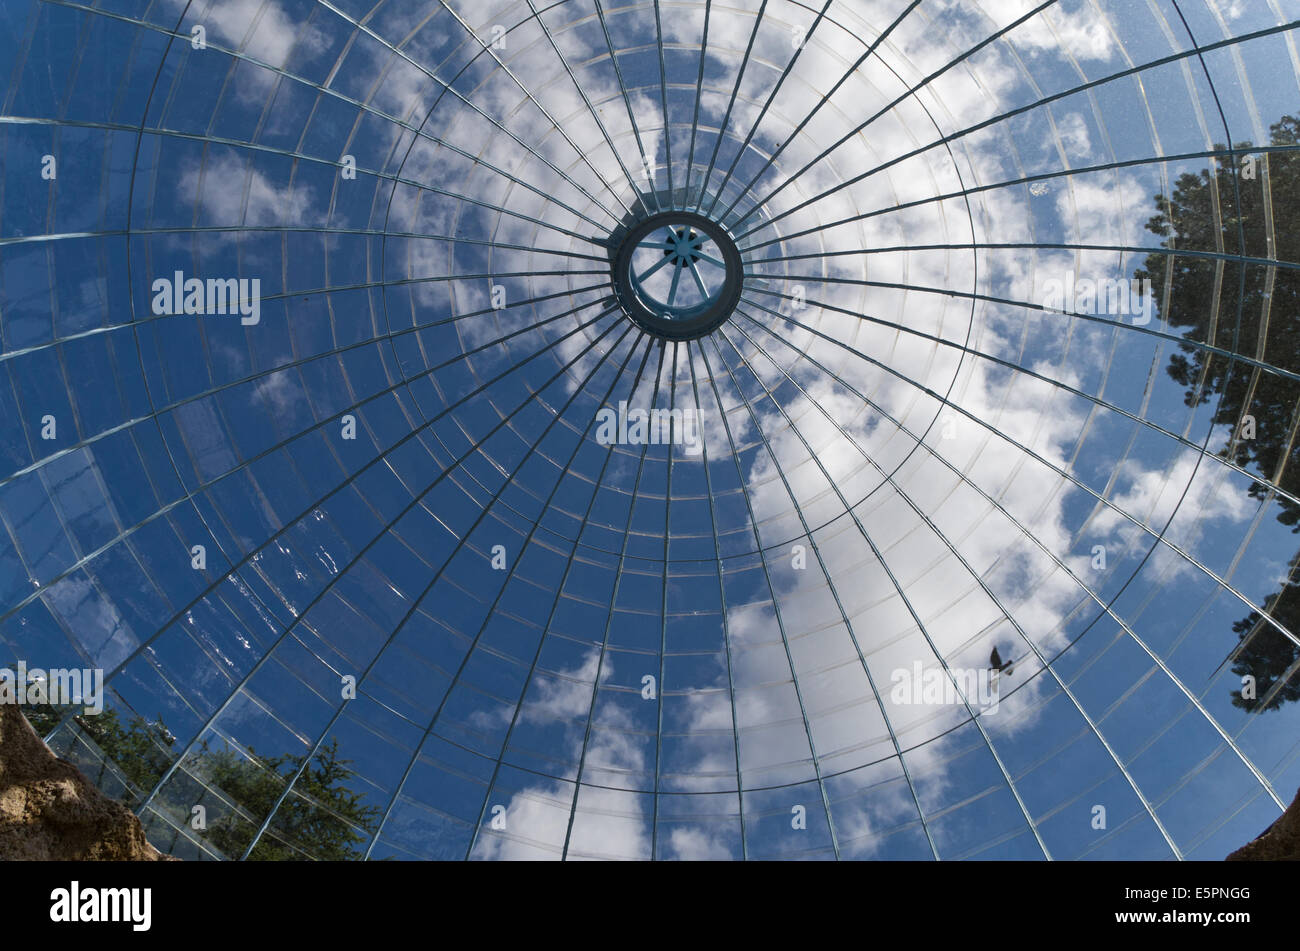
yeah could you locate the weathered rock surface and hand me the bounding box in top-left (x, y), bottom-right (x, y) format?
top-left (1227, 786), bottom-right (1300, 861)
top-left (0, 703), bottom-right (173, 861)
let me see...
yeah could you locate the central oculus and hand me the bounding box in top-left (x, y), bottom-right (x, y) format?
top-left (609, 211), bottom-right (743, 340)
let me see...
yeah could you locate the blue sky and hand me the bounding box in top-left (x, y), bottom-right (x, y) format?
top-left (0, 0), bottom-right (1299, 860)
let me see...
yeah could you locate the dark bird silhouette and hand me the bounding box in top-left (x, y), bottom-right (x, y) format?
top-left (989, 646), bottom-right (1014, 677)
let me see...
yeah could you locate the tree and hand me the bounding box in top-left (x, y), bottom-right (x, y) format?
top-left (1227, 550), bottom-right (1300, 714)
top-left (23, 705), bottom-right (379, 859)
top-left (1136, 115), bottom-right (1300, 524)
top-left (23, 705), bottom-right (175, 794)
top-left (1137, 115), bottom-right (1300, 712)
top-left (195, 737), bottom-right (381, 861)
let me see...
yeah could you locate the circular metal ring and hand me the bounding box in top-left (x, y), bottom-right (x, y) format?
top-left (610, 211), bottom-right (744, 340)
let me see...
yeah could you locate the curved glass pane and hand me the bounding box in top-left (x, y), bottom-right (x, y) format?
top-left (1, 0), bottom-right (1298, 861)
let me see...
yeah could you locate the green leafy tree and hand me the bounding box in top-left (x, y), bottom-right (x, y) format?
top-left (1136, 115), bottom-right (1300, 522)
top-left (23, 705), bottom-right (175, 794)
top-left (23, 705), bottom-right (378, 859)
top-left (195, 737), bottom-right (380, 861)
top-left (1226, 550), bottom-right (1300, 714)
top-left (1137, 115), bottom-right (1300, 711)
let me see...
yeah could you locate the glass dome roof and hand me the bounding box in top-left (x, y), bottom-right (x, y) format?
top-left (1, 0), bottom-right (1299, 860)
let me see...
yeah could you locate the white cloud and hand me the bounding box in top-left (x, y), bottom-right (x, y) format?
top-left (470, 652), bottom-right (653, 860)
top-left (122, 0), bottom-right (1266, 858)
top-left (177, 153), bottom-right (320, 233)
